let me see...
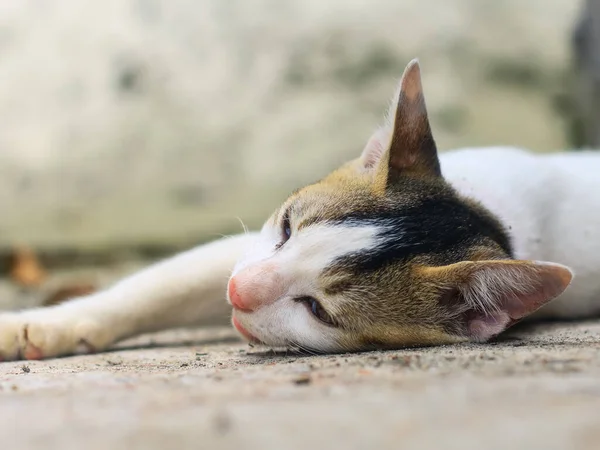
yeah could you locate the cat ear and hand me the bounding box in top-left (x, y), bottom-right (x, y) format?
top-left (360, 59), bottom-right (441, 180)
top-left (423, 260), bottom-right (574, 341)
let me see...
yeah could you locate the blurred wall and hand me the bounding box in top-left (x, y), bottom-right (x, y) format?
top-left (0, 0), bottom-right (580, 251)
top-left (572, 0), bottom-right (600, 147)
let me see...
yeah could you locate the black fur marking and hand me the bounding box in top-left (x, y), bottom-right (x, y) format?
top-left (329, 196), bottom-right (513, 273)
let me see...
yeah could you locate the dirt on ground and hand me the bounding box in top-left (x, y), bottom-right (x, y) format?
top-left (1, 320), bottom-right (600, 450)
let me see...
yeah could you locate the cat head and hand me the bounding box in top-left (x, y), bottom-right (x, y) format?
top-left (227, 60), bottom-right (573, 352)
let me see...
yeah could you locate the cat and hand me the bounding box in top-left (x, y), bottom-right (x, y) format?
top-left (1, 59), bottom-right (598, 361)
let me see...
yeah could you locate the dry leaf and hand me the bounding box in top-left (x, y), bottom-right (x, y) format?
top-left (9, 246), bottom-right (47, 287)
top-left (43, 283), bottom-right (97, 307)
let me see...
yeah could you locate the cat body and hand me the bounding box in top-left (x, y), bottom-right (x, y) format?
top-left (0, 61), bottom-right (596, 361)
top-left (442, 147), bottom-right (600, 319)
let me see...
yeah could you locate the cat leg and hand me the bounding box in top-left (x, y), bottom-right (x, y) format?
top-left (0, 233), bottom-right (257, 361)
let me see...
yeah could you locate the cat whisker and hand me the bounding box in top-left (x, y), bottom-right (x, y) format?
top-left (288, 339), bottom-right (320, 356)
top-left (235, 217), bottom-right (250, 235)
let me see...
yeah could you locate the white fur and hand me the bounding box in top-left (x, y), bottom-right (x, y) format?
top-left (231, 222), bottom-right (381, 350)
top-left (0, 233), bottom-right (256, 359)
top-left (442, 147), bottom-right (600, 319)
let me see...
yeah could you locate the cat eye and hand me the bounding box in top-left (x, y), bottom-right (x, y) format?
top-left (276, 208), bottom-right (292, 249)
top-left (295, 296), bottom-right (336, 326)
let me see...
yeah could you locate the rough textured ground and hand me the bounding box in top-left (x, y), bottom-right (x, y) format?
top-left (1, 321), bottom-right (600, 450)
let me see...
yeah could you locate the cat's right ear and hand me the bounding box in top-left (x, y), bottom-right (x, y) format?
top-left (360, 59), bottom-right (441, 181)
top-left (421, 260), bottom-right (574, 341)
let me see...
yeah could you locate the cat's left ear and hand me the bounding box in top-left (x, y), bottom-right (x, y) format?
top-left (422, 260), bottom-right (574, 342)
top-left (360, 59), bottom-right (441, 181)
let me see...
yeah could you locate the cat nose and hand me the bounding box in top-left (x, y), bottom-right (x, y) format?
top-left (227, 265), bottom-right (283, 312)
top-left (228, 277), bottom-right (251, 311)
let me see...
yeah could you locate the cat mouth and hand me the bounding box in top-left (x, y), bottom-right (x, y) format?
top-left (231, 315), bottom-right (262, 344)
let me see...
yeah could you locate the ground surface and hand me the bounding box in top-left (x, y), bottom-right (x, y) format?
top-left (2, 321), bottom-right (600, 450)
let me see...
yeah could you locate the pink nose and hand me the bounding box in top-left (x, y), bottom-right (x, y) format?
top-left (227, 265), bottom-right (284, 312)
top-left (228, 277), bottom-right (251, 311)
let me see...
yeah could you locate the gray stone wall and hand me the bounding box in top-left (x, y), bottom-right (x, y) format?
top-left (572, 0), bottom-right (600, 147)
top-left (0, 0), bottom-right (580, 252)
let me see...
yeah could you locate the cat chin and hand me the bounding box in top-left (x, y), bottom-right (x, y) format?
top-left (230, 309), bottom-right (289, 348)
top-left (231, 306), bottom-right (345, 353)
top-left (231, 316), bottom-right (262, 344)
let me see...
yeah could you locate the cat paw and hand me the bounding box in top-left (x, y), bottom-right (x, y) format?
top-left (0, 311), bottom-right (107, 361)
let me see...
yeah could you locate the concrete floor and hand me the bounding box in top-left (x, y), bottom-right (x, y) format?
top-left (1, 322), bottom-right (600, 450)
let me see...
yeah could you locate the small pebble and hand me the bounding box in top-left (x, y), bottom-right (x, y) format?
top-left (293, 373), bottom-right (312, 385)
